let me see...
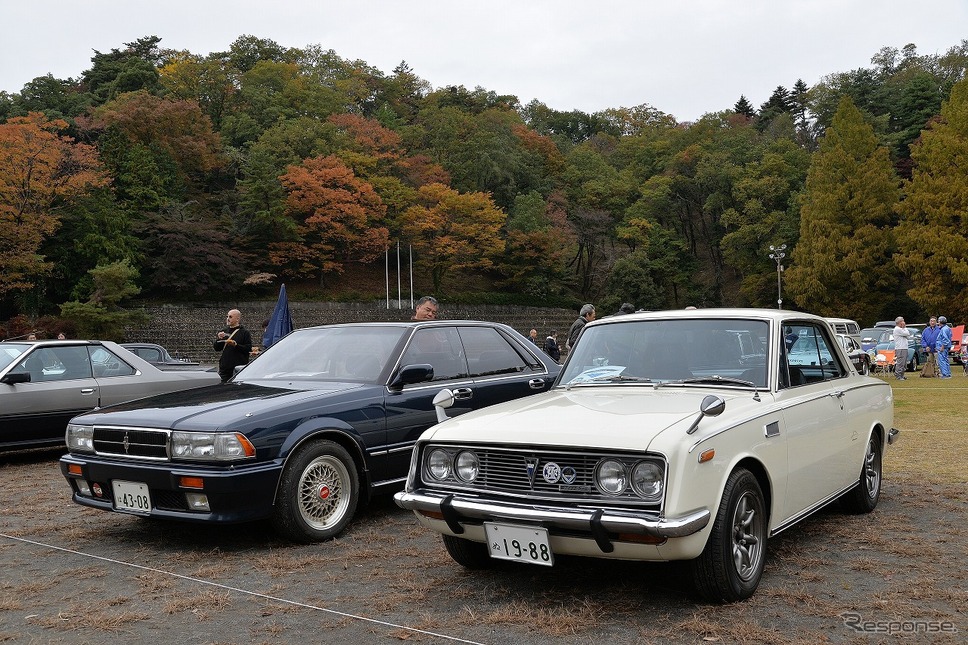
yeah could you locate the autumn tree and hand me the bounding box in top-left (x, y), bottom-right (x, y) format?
top-left (0, 113), bottom-right (108, 296)
top-left (400, 183), bottom-right (506, 293)
top-left (894, 77), bottom-right (968, 320)
top-left (272, 155), bottom-right (389, 283)
top-left (59, 259), bottom-right (147, 339)
top-left (784, 96), bottom-right (900, 320)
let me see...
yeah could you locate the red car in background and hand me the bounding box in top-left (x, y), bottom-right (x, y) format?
top-left (951, 325), bottom-right (965, 364)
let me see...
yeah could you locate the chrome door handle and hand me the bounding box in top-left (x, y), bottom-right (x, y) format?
top-left (80, 388), bottom-right (96, 395)
top-left (528, 378), bottom-right (546, 390)
top-left (452, 387), bottom-right (473, 400)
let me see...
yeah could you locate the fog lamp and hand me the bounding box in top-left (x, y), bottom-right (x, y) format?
top-left (185, 493), bottom-right (211, 511)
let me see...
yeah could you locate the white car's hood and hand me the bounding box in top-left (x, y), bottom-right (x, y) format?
top-left (426, 386), bottom-right (764, 451)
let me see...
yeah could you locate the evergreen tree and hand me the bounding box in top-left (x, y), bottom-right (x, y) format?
top-left (784, 96), bottom-right (900, 320)
top-left (894, 78), bottom-right (968, 320)
top-left (733, 95), bottom-right (755, 118)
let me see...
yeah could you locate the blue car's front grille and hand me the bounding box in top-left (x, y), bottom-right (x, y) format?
top-left (92, 426), bottom-right (169, 460)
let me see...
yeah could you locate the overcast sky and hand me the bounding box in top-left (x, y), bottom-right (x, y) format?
top-left (3, 1), bottom-right (966, 122)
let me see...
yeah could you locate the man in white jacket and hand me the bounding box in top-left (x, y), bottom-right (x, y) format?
top-left (891, 316), bottom-right (911, 381)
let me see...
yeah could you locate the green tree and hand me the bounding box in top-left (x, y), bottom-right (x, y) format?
top-left (894, 77), bottom-right (968, 320)
top-left (785, 96), bottom-right (900, 319)
top-left (59, 259), bottom-right (147, 339)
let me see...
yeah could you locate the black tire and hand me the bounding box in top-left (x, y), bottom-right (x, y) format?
top-left (859, 356), bottom-right (870, 375)
top-left (442, 534), bottom-right (493, 569)
top-left (841, 432), bottom-right (882, 514)
top-left (271, 440), bottom-right (359, 543)
top-left (690, 468), bottom-right (767, 602)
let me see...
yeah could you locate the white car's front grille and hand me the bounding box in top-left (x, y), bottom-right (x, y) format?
top-left (422, 445), bottom-right (664, 507)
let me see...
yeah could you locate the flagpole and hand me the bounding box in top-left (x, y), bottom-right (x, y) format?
top-left (396, 241), bottom-right (402, 310)
top-left (409, 244), bottom-right (414, 309)
top-left (385, 247), bottom-right (389, 309)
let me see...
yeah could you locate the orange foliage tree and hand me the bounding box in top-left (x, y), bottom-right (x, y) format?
top-left (271, 155), bottom-right (389, 283)
top-left (400, 183), bottom-right (507, 293)
top-left (0, 113), bottom-right (108, 295)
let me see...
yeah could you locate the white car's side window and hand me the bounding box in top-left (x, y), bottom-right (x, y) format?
top-left (784, 323), bottom-right (848, 385)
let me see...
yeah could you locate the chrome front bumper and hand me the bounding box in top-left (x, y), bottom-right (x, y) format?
top-left (394, 490), bottom-right (710, 539)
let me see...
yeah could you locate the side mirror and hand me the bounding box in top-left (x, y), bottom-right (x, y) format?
top-left (686, 395), bottom-right (726, 435)
top-left (0, 372), bottom-right (31, 385)
top-left (433, 388), bottom-right (455, 423)
top-left (389, 364), bottom-right (434, 391)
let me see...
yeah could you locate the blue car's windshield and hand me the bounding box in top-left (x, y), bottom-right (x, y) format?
top-left (236, 326), bottom-right (408, 382)
top-left (560, 318), bottom-right (769, 387)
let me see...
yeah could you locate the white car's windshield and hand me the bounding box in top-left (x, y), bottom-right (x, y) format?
top-left (560, 318), bottom-right (769, 387)
top-left (236, 326), bottom-right (408, 382)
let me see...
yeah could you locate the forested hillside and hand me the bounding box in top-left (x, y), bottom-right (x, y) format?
top-left (2, 35), bottom-right (968, 337)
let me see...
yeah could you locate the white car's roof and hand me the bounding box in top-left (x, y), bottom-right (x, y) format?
top-left (587, 308), bottom-right (822, 326)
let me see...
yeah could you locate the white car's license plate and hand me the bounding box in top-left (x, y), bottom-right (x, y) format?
top-left (484, 523), bottom-right (554, 566)
top-left (112, 480), bottom-right (152, 514)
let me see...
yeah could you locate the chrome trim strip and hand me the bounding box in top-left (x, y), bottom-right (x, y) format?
top-left (770, 483), bottom-right (855, 536)
top-left (394, 490), bottom-right (709, 538)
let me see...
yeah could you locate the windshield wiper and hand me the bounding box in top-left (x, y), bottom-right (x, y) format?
top-left (565, 374), bottom-right (652, 389)
top-left (663, 375), bottom-right (755, 387)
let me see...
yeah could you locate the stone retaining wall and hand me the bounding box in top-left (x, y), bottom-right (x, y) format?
top-left (126, 302), bottom-right (578, 364)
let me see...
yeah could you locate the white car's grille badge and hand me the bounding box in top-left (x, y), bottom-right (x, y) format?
top-left (525, 458), bottom-right (539, 487)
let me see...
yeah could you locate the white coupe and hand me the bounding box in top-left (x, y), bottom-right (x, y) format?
top-left (394, 309), bottom-right (898, 602)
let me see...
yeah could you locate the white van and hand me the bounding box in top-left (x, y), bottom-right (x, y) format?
top-left (825, 318), bottom-right (861, 345)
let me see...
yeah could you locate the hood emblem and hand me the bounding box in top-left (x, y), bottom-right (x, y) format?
top-left (122, 432), bottom-right (130, 454)
top-left (525, 458), bottom-right (539, 486)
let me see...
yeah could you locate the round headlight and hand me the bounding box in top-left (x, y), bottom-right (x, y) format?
top-left (455, 451), bottom-right (479, 482)
top-left (630, 461), bottom-right (664, 499)
top-left (427, 449), bottom-right (452, 480)
top-left (596, 459), bottom-right (628, 495)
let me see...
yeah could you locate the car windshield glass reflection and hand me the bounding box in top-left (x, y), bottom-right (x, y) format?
top-left (236, 326), bottom-right (408, 382)
top-left (560, 319), bottom-right (769, 387)
top-left (0, 344), bottom-right (29, 371)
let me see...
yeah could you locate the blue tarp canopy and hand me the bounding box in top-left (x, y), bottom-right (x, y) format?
top-left (263, 283), bottom-right (294, 348)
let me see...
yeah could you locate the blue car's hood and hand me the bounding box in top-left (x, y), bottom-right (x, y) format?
top-left (72, 380), bottom-right (366, 430)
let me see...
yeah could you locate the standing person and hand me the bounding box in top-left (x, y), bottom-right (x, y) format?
top-left (936, 316), bottom-right (953, 378)
top-left (920, 316), bottom-right (940, 377)
top-left (411, 296), bottom-right (438, 320)
top-left (545, 330), bottom-right (561, 362)
top-left (214, 309), bottom-right (253, 382)
top-left (566, 304), bottom-right (596, 351)
top-left (528, 329), bottom-right (539, 346)
top-left (891, 316), bottom-right (911, 381)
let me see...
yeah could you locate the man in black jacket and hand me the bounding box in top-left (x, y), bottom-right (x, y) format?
top-left (214, 309), bottom-right (253, 382)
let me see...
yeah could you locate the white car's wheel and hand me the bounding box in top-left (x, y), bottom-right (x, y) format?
top-left (691, 468), bottom-right (767, 602)
top-left (842, 432), bottom-right (882, 514)
top-left (272, 440), bottom-right (359, 543)
top-left (442, 534), bottom-right (493, 569)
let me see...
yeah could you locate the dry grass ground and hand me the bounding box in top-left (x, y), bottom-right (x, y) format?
top-left (0, 375), bottom-right (965, 644)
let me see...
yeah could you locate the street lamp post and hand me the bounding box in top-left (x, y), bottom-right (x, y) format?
top-left (768, 244), bottom-right (786, 309)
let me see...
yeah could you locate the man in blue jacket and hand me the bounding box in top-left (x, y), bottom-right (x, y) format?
top-left (936, 316), bottom-right (953, 378)
top-left (920, 316), bottom-right (940, 377)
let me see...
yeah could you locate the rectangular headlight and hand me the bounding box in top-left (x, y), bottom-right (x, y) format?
top-left (171, 432), bottom-right (255, 461)
top-left (66, 424), bottom-right (95, 453)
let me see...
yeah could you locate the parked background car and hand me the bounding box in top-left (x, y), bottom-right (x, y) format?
top-left (120, 343), bottom-right (211, 371)
top-left (395, 309), bottom-right (897, 602)
top-left (824, 317), bottom-right (861, 346)
top-left (859, 327), bottom-right (884, 353)
top-left (60, 321), bottom-right (561, 542)
top-left (949, 324), bottom-right (964, 364)
top-left (835, 333), bottom-right (870, 374)
top-left (872, 329), bottom-right (926, 372)
top-left (0, 340), bottom-right (220, 451)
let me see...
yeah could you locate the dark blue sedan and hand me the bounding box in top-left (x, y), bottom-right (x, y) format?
top-left (60, 321), bottom-right (560, 542)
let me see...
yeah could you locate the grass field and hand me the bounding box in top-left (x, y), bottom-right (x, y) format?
top-left (878, 372), bottom-right (968, 484)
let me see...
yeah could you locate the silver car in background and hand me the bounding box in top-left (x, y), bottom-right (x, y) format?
top-left (0, 340), bottom-right (220, 451)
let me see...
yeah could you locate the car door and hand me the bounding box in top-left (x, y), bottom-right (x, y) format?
top-left (0, 346), bottom-right (100, 447)
top-left (87, 346), bottom-right (148, 406)
top-left (384, 326), bottom-right (476, 482)
top-left (775, 321), bottom-right (853, 522)
top-left (457, 325), bottom-right (554, 408)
